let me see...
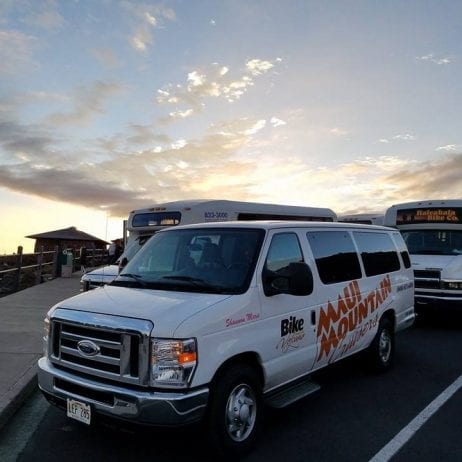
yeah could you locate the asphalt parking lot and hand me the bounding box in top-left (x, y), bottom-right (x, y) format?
top-left (1, 313), bottom-right (461, 462)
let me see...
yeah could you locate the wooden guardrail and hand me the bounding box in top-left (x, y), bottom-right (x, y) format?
top-left (0, 246), bottom-right (109, 297)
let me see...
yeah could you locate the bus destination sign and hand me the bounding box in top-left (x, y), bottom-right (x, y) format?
top-left (396, 208), bottom-right (462, 225)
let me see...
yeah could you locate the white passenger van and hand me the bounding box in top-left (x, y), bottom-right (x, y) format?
top-left (80, 199), bottom-right (337, 291)
top-left (384, 200), bottom-right (462, 312)
top-left (39, 221), bottom-right (414, 456)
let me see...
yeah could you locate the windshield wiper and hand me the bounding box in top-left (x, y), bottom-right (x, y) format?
top-left (118, 273), bottom-right (148, 287)
top-left (161, 276), bottom-right (228, 292)
top-left (162, 275), bottom-right (210, 285)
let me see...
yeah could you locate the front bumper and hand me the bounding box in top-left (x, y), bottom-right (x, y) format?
top-left (415, 292), bottom-right (462, 311)
top-left (38, 357), bottom-right (209, 426)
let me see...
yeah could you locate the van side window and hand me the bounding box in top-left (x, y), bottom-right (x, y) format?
top-left (353, 232), bottom-right (401, 276)
top-left (391, 232), bottom-right (411, 268)
top-left (307, 231), bottom-right (362, 284)
top-left (265, 233), bottom-right (303, 272)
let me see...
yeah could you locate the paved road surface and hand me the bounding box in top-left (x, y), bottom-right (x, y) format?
top-left (1, 315), bottom-right (461, 462)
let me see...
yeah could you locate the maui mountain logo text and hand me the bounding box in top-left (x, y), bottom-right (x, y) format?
top-left (316, 275), bottom-right (392, 363)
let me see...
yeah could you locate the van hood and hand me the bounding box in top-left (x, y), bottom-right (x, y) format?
top-left (51, 285), bottom-right (231, 336)
top-left (411, 254), bottom-right (462, 279)
top-left (82, 265), bottom-right (119, 279)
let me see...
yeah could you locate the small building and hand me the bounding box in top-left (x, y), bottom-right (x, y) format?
top-left (26, 227), bottom-right (109, 252)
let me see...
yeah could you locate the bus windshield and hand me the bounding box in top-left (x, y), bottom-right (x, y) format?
top-left (401, 230), bottom-right (462, 256)
top-left (131, 211), bottom-right (181, 227)
top-left (112, 228), bottom-right (265, 294)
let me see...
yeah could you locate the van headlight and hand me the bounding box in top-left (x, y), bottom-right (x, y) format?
top-left (43, 314), bottom-right (51, 356)
top-left (80, 278), bottom-right (90, 292)
top-left (150, 338), bottom-right (197, 388)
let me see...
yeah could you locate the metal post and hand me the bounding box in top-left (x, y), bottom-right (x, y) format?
top-left (16, 246), bottom-right (23, 291)
top-left (52, 245), bottom-right (59, 278)
top-left (123, 219), bottom-right (128, 247)
top-left (36, 246), bottom-right (44, 284)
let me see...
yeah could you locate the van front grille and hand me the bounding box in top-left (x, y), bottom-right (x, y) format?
top-left (414, 269), bottom-right (441, 290)
top-left (49, 309), bottom-right (152, 386)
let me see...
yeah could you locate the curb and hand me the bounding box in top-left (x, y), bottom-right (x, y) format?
top-left (0, 361), bottom-right (39, 432)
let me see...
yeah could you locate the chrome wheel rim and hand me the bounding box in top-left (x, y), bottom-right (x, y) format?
top-left (379, 329), bottom-right (392, 364)
top-left (225, 383), bottom-right (257, 442)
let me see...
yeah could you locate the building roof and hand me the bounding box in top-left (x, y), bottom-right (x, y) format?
top-left (26, 226), bottom-right (109, 244)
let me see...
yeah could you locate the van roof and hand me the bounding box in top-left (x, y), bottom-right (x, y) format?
top-left (161, 220), bottom-right (393, 232)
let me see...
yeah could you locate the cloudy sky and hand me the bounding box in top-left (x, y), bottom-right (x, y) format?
top-left (1, 0), bottom-right (462, 253)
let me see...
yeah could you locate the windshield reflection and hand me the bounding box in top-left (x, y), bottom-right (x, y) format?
top-left (112, 228), bottom-right (264, 294)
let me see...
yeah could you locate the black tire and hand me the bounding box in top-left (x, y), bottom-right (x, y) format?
top-left (366, 317), bottom-right (395, 372)
top-left (206, 363), bottom-right (262, 458)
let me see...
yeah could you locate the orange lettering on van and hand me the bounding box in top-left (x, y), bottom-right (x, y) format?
top-left (317, 327), bottom-right (339, 360)
top-left (317, 300), bottom-right (340, 337)
top-left (316, 275), bottom-right (393, 362)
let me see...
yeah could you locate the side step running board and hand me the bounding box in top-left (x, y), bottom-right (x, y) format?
top-left (265, 379), bottom-right (320, 409)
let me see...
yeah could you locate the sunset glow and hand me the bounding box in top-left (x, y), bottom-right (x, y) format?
top-left (1, 1), bottom-right (461, 254)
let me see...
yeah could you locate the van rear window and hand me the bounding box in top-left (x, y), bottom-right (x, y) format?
top-left (392, 232), bottom-right (411, 268)
top-left (307, 231), bottom-right (362, 284)
top-left (353, 232), bottom-right (400, 276)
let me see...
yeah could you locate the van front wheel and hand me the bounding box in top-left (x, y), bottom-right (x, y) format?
top-left (367, 317), bottom-right (394, 372)
top-left (207, 364), bottom-right (262, 457)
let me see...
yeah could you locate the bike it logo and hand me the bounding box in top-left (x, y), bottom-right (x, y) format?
top-left (276, 315), bottom-right (305, 353)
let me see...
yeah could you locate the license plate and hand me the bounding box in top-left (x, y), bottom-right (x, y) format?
top-left (67, 398), bottom-right (91, 425)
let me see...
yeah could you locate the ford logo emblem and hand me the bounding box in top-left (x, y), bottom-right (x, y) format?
top-left (77, 340), bottom-right (100, 357)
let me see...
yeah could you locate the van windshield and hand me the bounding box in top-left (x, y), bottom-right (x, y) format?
top-left (402, 230), bottom-right (462, 256)
top-left (112, 228), bottom-right (265, 294)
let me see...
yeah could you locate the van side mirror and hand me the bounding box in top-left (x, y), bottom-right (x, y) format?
top-left (263, 262), bottom-right (313, 297)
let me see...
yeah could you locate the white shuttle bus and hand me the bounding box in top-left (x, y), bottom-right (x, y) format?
top-left (81, 199), bottom-right (337, 291)
top-left (339, 213), bottom-right (384, 226)
top-left (384, 199), bottom-right (462, 312)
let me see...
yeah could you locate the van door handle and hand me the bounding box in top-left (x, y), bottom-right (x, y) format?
top-left (311, 311), bottom-right (316, 325)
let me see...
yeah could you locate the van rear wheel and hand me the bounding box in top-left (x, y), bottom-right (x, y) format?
top-left (206, 364), bottom-right (262, 458)
top-left (367, 317), bottom-right (394, 372)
